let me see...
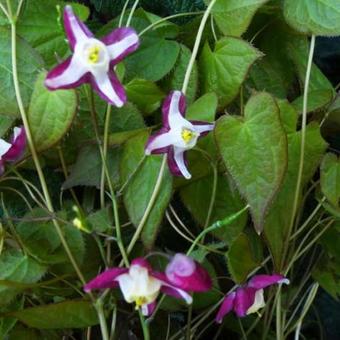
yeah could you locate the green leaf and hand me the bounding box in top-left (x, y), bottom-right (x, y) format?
top-left (215, 92), bottom-right (287, 233)
top-left (206, 0), bottom-right (269, 36)
top-left (87, 207), bottom-right (112, 233)
top-left (321, 153), bottom-right (340, 207)
top-left (62, 145), bottom-right (121, 190)
top-left (287, 36), bottom-right (334, 93)
top-left (8, 300), bottom-right (98, 329)
top-left (161, 44), bottom-right (198, 104)
top-left (28, 71), bottom-right (77, 151)
top-left (0, 299), bottom-right (23, 338)
top-left (120, 131), bottom-right (172, 249)
top-left (227, 232), bottom-right (262, 283)
top-left (292, 89), bottom-right (334, 114)
top-left (199, 37), bottom-right (262, 108)
top-left (1, 0), bottom-right (90, 66)
top-left (186, 92), bottom-right (218, 122)
top-left (0, 116), bottom-right (15, 138)
top-left (0, 250), bottom-right (46, 306)
top-left (16, 208), bottom-right (85, 268)
top-left (125, 78), bottom-right (165, 114)
top-left (264, 102), bottom-right (327, 269)
top-left (0, 27), bottom-right (43, 117)
top-left (284, 0), bottom-right (340, 36)
top-left (180, 175), bottom-right (247, 245)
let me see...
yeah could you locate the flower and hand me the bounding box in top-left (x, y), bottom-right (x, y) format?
top-left (45, 5), bottom-right (139, 107)
top-left (84, 257), bottom-right (210, 316)
top-left (0, 126), bottom-right (26, 175)
top-left (145, 91), bottom-right (214, 179)
top-left (216, 274), bottom-right (290, 322)
top-left (165, 253), bottom-right (212, 292)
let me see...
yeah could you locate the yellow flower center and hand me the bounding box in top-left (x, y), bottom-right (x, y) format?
top-left (181, 128), bottom-right (196, 144)
top-left (88, 46), bottom-right (101, 64)
top-left (134, 296), bottom-right (148, 309)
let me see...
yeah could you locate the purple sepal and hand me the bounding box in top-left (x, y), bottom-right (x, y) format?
top-left (102, 27), bottom-right (140, 65)
top-left (165, 254), bottom-right (212, 292)
top-left (162, 91), bottom-right (186, 128)
top-left (248, 274), bottom-right (289, 290)
top-left (2, 126), bottom-right (26, 162)
top-left (216, 292), bottom-right (236, 323)
top-left (131, 258), bottom-right (152, 271)
top-left (167, 147), bottom-right (188, 177)
top-left (63, 5), bottom-right (93, 50)
top-left (45, 57), bottom-right (89, 90)
top-left (234, 287), bottom-right (257, 317)
top-left (91, 72), bottom-right (126, 107)
top-left (84, 268), bottom-right (128, 292)
top-left (142, 301), bottom-right (157, 316)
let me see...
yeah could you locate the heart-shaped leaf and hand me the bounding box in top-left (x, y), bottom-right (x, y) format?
top-left (199, 37), bottom-right (262, 108)
top-left (284, 0), bottom-right (340, 36)
top-left (215, 92), bottom-right (287, 233)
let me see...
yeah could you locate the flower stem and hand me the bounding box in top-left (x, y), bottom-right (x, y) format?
top-left (283, 35), bottom-right (316, 269)
top-left (139, 310), bottom-right (150, 340)
top-left (7, 0), bottom-right (87, 289)
top-left (181, 0), bottom-right (216, 95)
top-left (95, 300), bottom-right (110, 340)
top-left (121, 154), bottom-right (167, 264)
top-left (187, 205), bottom-right (249, 256)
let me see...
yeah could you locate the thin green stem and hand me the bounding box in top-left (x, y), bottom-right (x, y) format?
top-left (86, 88), bottom-right (129, 267)
top-left (187, 205), bottom-right (249, 255)
top-left (118, 0), bottom-right (130, 27)
top-left (126, 0), bottom-right (139, 27)
top-left (138, 12), bottom-right (204, 37)
top-left (204, 162), bottom-right (218, 229)
top-left (139, 310), bottom-right (150, 340)
top-left (7, 1), bottom-right (88, 290)
top-left (95, 300), bottom-right (110, 340)
top-left (122, 155), bottom-right (167, 262)
top-left (100, 105), bottom-right (112, 208)
top-left (283, 35), bottom-right (316, 270)
top-left (181, 0), bottom-right (216, 94)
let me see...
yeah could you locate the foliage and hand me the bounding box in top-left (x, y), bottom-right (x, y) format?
top-left (0, 0), bottom-right (339, 339)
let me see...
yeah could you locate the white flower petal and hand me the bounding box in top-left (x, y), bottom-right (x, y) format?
top-left (145, 132), bottom-right (175, 155)
top-left (107, 34), bottom-right (139, 60)
top-left (168, 91), bottom-right (188, 129)
top-left (0, 139), bottom-right (11, 157)
top-left (193, 124), bottom-right (214, 134)
top-left (45, 56), bottom-right (87, 89)
top-left (174, 147), bottom-right (191, 179)
top-left (246, 289), bottom-right (266, 315)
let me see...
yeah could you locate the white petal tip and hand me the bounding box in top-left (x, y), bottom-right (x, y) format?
top-left (183, 173), bottom-right (192, 180)
top-left (279, 279), bottom-right (290, 285)
top-left (145, 149), bottom-right (151, 156)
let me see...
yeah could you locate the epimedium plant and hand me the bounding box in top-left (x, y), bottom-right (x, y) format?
top-left (0, 0), bottom-right (339, 339)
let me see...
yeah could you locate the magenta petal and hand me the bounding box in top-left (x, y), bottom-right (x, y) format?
top-left (2, 126), bottom-right (26, 162)
top-left (91, 72), bottom-right (126, 107)
top-left (216, 292), bottom-right (236, 323)
top-left (167, 147), bottom-right (188, 177)
top-left (234, 287), bottom-right (257, 317)
top-left (84, 268), bottom-right (128, 292)
top-left (131, 258), bottom-right (153, 271)
top-left (165, 254), bottom-right (212, 292)
top-left (162, 91), bottom-right (186, 128)
top-left (102, 27), bottom-right (140, 65)
top-left (248, 274), bottom-right (289, 290)
top-left (45, 57), bottom-right (89, 90)
top-left (63, 5), bottom-right (93, 50)
top-left (145, 128), bottom-right (171, 155)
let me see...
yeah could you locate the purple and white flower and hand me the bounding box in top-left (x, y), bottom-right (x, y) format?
top-left (216, 274), bottom-right (290, 322)
top-left (145, 91), bottom-right (214, 179)
top-left (84, 256), bottom-right (211, 316)
top-left (0, 126), bottom-right (26, 175)
top-left (165, 253), bottom-right (212, 292)
top-left (45, 5), bottom-right (139, 107)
